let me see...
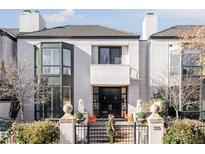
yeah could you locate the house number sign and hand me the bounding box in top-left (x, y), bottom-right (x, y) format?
top-left (153, 126), bottom-right (161, 131)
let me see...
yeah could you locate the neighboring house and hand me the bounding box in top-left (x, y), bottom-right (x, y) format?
top-left (0, 10), bottom-right (204, 121)
top-left (148, 25), bottom-right (205, 117)
top-left (0, 28), bottom-right (18, 119)
top-left (0, 28), bottom-right (17, 62)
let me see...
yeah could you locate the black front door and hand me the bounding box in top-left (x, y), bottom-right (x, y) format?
top-left (99, 87), bottom-right (121, 118)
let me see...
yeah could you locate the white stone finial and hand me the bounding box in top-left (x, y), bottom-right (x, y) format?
top-left (60, 103), bottom-right (75, 121)
top-left (150, 104), bottom-right (160, 113)
top-left (63, 103), bottom-right (73, 114)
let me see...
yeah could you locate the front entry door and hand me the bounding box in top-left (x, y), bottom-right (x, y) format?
top-left (99, 87), bottom-right (121, 118)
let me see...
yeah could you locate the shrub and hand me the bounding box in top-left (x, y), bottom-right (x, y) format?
top-left (0, 117), bottom-right (13, 131)
top-left (5, 120), bottom-right (59, 144)
top-left (163, 119), bottom-right (205, 144)
top-left (74, 111), bottom-right (84, 120)
top-left (136, 112), bottom-right (146, 119)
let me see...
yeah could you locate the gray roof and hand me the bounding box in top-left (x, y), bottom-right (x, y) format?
top-left (0, 28), bottom-right (18, 40)
top-left (17, 25), bottom-right (139, 39)
top-left (150, 25), bottom-right (205, 39)
top-left (5, 28), bottom-right (19, 37)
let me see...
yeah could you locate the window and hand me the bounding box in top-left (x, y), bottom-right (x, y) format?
top-left (63, 86), bottom-right (71, 104)
top-left (170, 50), bottom-right (181, 76)
top-left (63, 49), bottom-right (71, 75)
top-left (99, 47), bottom-right (121, 64)
top-left (182, 51), bottom-right (202, 76)
top-left (35, 42), bottom-right (73, 120)
top-left (183, 67), bottom-right (201, 76)
top-left (182, 52), bottom-right (200, 66)
top-left (42, 48), bottom-right (60, 74)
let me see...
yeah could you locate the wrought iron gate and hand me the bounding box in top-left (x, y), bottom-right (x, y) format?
top-left (75, 122), bottom-right (148, 144)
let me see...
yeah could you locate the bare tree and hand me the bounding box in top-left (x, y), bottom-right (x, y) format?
top-left (0, 59), bottom-right (48, 121)
top-left (180, 26), bottom-right (205, 73)
top-left (151, 64), bottom-right (203, 119)
top-left (179, 26), bottom-right (205, 119)
top-left (168, 77), bottom-right (202, 118)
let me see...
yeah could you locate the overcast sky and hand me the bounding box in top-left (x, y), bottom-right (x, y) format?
top-left (1, 9), bottom-right (205, 35)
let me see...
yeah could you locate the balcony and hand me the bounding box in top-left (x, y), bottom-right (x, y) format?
top-left (90, 64), bottom-right (139, 86)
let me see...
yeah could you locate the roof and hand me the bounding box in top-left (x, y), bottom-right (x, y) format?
top-left (0, 28), bottom-right (18, 41)
top-left (150, 25), bottom-right (205, 39)
top-left (5, 28), bottom-right (19, 37)
top-left (17, 25), bottom-right (139, 39)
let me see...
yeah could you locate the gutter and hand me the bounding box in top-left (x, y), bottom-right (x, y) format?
top-left (17, 35), bottom-right (140, 39)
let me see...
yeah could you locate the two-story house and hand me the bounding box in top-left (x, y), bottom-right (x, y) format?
top-left (0, 10), bottom-right (204, 121)
top-left (15, 10), bottom-right (141, 121)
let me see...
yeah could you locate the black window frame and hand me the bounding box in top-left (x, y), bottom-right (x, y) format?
top-left (34, 42), bottom-right (74, 120)
top-left (98, 46), bottom-right (122, 64)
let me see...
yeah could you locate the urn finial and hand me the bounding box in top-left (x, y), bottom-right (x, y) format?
top-left (150, 104), bottom-right (160, 113)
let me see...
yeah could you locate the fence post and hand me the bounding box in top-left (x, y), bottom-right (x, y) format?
top-left (134, 122), bottom-right (136, 144)
top-left (87, 123), bottom-right (90, 144)
top-left (59, 103), bottom-right (76, 144)
top-left (146, 104), bottom-right (164, 144)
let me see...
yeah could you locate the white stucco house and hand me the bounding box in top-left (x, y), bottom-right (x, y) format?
top-left (0, 10), bottom-right (204, 121)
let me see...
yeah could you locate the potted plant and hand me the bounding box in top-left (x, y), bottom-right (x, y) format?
top-left (74, 111), bottom-right (85, 123)
top-left (136, 112), bottom-right (146, 123)
top-left (105, 114), bottom-right (116, 143)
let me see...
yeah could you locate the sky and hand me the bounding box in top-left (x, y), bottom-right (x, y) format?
top-left (1, 9), bottom-right (205, 35)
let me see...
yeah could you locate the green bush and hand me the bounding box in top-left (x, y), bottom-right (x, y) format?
top-left (13, 120), bottom-right (59, 144)
top-left (163, 119), bottom-right (205, 144)
top-left (74, 111), bottom-right (84, 120)
top-left (136, 112), bottom-right (146, 119)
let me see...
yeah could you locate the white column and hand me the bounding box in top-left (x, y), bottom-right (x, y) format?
top-left (147, 104), bottom-right (164, 144)
top-left (59, 104), bottom-right (76, 144)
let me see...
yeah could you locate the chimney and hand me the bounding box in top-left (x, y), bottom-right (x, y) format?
top-left (19, 10), bottom-right (46, 33)
top-left (142, 13), bottom-right (158, 40)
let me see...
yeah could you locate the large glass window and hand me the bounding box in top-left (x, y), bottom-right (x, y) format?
top-left (35, 42), bottom-right (73, 120)
top-left (99, 47), bottom-right (121, 64)
top-left (42, 48), bottom-right (60, 74)
top-left (170, 50), bottom-right (181, 76)
top-left (63, 49), bottom-right (71, 75)
top-left (182, 51), bottom-right (202, 76)
top-left (181, 50), bottom-right (202, 114)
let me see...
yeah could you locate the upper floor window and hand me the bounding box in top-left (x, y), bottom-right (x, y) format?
top-left (63, 49), bottom-right (71, 75)
top-left (41, 42), bottom-right (72, 76)
top-left (42, 48), bottom-right (60, 74)
top-left (99, 47), bottom-right (122, 64)
top-left (182, 50), bottom-right (202, 76)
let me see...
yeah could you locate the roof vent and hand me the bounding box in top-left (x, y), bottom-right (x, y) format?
top-left (23, 10), bottom-right (31, 13)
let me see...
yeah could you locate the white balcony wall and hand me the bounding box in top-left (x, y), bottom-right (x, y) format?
top-left (90, 64), bottom-right (130, 86)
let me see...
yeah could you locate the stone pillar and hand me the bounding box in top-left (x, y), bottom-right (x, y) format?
top-left (147, 104), bottom-right (164, 144)
top-left (59, 104), bottom-right (76, 144)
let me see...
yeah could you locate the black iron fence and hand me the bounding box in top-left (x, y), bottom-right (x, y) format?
top-left (75, 122), bottom-right (148, 144)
